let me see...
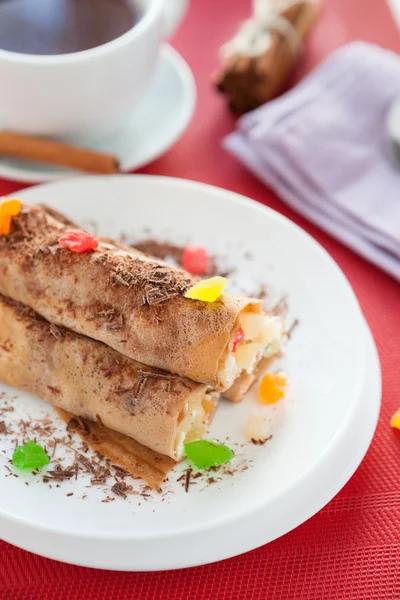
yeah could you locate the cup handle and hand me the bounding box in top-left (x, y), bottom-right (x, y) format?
top-left (162, 0), bottom-right (189, 38)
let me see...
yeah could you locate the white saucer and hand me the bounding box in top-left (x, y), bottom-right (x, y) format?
top-left (0, 176), bottom-right (381, 570)
top-left (0, 46), bottom-right (196, 183)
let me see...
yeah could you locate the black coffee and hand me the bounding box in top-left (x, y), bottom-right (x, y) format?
top-left (0, 0), bottom-right (139, 55)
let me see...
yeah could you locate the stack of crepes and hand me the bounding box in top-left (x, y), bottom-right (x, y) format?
top-left (0, 202), bottom-right (283, 487)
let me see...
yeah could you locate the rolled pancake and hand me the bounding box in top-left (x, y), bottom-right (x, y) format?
top-left (0, 204), bottom-right (282, 390)
top-left (0, 295), bottom-right (219, 459)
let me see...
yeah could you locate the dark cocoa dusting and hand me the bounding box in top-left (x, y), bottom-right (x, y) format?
top-left (132, 239), bottom-right (231, 278)
top-left (134, 240), bottom-right (184, 264)
top-left (38, 204), bottom-right (77, 228)
top-left (3, 206), bottom-right (193, 310)
top-left (0, 206), bottom-right (62, 259)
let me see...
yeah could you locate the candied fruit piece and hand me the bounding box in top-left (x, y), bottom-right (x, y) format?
top-left (12, 440), bottom-right (50, 470)
top-left (0, 198), bottom-right (21, 235)
top-left (390, 409), bottom-right (400, 430)
top-left (58, 229), bottom-right (99, 253)
top-left (184, 440), bottom-right (234, 469)
top-left (259, 373), bottom-right (287, 405)
top-left (232, 327), bottom-right (244, 352)
top-left (202, 398), bottom-right (216, 414)
top-left (245, 414), bottom-right (271, 442)
top-left (0, 215), bottom-right (12, 236)
top-left (184, 276), bottom-right (227, 302)
top-left (182, 246), bottom-right (209, 275)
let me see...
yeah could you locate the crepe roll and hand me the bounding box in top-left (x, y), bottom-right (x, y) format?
top-left (0, 204), bottom-right (283, 391)
top-left (0, 295), bottom-right (219, 459)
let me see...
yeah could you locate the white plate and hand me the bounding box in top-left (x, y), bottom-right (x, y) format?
top-left (0, 46), bottom-right (196, 183)
top-left (0, 176), bottom-right (380, 570)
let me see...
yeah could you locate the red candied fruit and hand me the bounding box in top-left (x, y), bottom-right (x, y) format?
top-left (58, 229), bottom-right (99, 253)
top-left (232, 327), bottom-right (244, 352)
top-left (182, 246), bottom-right (209, 275)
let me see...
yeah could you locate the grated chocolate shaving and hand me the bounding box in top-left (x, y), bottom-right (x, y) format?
top-left (251, 435), bottom-right (272, 446)
top-left (46, 464), bottom-right (76, 481)
top-left (77, 453), bottom-right (96, 473)
top-left (0, 421), bottom-right (9, 434)
top-left (111, 481), bottom-right (133, 499)
top-left (184, 468), bottom-right (192, 493)
top-left (286, 318), bottom-right (299, 340)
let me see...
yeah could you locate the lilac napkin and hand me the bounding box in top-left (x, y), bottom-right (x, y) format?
top-left (224, 42), bottom-right (400, 281)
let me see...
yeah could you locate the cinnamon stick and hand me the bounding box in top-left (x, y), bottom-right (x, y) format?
top-left (214, 1), bottom-right (320, 114)
top-left (0, 131), bottom-right (120, 174)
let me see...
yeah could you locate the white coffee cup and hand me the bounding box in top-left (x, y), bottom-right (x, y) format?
top-left (0, 0), bottom-right (188, 139)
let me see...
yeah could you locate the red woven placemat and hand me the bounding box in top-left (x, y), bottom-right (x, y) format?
top-left (1, 0), bottom-right (400, 598)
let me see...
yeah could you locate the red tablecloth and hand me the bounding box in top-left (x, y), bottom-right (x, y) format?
top-left (1, 1), bottom-right (400, 598)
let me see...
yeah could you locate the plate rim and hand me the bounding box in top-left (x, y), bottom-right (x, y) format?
top-left (0, 322), bottom-right (380, 570)
top-left (0, 175), bottom-right (379, 569)
top-left (8, 174), bottom-right (369, 528)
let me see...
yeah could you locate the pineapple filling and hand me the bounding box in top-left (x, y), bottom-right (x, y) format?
top-left (220, 313), bottom-right (283, 388)
top-left (174, 389), bottom-right (218, 459)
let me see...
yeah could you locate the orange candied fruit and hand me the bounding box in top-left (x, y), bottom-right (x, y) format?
top-left (202, 398), bottom-right (215, 414)
top-left (259, 373), bottom-right (287, 405)
top-left (0, 198), bottom-right (22, 235)
top-left (390, 409), bottom-right (400, 430)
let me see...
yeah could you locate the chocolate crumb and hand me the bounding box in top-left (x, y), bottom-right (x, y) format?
top-left (269, 295), bottom-right (288, 317)
top-left (184, 468), bottom-right (192, 493)
top-left (251, 436), bottom-right (272, 446)
top-left (0, 421), bottom-right (9, 434)
top-left (111, 481), bottom-right (133, 499)
top-left (66, 492), bottom-right (73, 497)
top-left (77, 454), bottom-right (96, 473)
top-left (286, 318), bottom-right (299, 340)
top-left (51, 441), bottom-right (58, 459)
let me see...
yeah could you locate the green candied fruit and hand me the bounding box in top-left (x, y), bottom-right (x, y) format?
top-left (184, 440), bottom-right (234, 469)
top-left (12, 440), bottom-right (50, 470)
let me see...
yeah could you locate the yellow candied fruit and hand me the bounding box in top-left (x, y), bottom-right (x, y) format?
top-left (0, 198), bottom-right (21, 235)
top-left (390, 409), bottom-right (400, 430)
top-left (184, 276), bottom-right (228, 303)
top-left (259, 373), bottom-right (287, 405)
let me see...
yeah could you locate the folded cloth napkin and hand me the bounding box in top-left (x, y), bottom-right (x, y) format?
top-left (224, 41), bottom-right (400, 281)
